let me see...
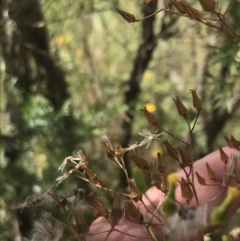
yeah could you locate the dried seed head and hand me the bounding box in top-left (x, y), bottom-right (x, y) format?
top-left (224, 136), bottom-right (240, 150)
top-left (180, 177), bottom-right (194, 204)
top-left (198, 0), bottom-right (216, 12)
top-left (225, 153), bottom-right (240, 179)
top-left (230, 136), bottom-right (240, 150)
top-left (219, 147), bottom-right (229, 164)
top-left (128, 179), bottom-right (142, 201)
top-left (206, 162), bottom-right (216, 179)
top-left (124, 200), bottom-right (143, 223)
top-left (141, 106), bottom-right (159, 126)
top-left (110, 192), bottom-right (124, 227)
top-left (72, 189), bottom-right (89, 238)
top-left (163, 140), bottom-right (179, 161)
top-left (172, 96), bottom-right (188, 120)
top-left (189, 88), bottom-right (202, 111)
top-left (157, 152), bottom-right (166, 173)
top-left (102, 135), bottom-right (115, 160)
top-left (195, 172), bottom-right (206, 185)
top-left (172, 0), bottom-right (201, 20)
top-left (149, 161), bottom-right (163, 190)
top-left (178, 147), bottom-right (192, 167)
top-left (115, 8), bottom-right (139, 23)
top-left (32, 219), bottom-right (63, 241)
top-left (88, 193), bottom-right (109, 217)
top-left (81, 165), bottom-right (106, 187)
top-left (114, 137), bottom-right (124, 158)
top-left (130, 150), bottom-right (150, 170)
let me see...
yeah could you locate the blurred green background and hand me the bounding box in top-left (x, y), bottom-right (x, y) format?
top-left (0, 0), bottom-right (240, 240)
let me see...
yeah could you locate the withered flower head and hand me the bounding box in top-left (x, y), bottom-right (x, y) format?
top-left (32, 219), bottom-right (63, 241)
top-left (149, 161), bottom-right (163, 190)
top-left (72, 189), bottom-right (89, 238)
top-left (224, 136), bottom-right (240, 150)
top-left (163, 140), bottom-right (179, 161)
top-left (124, 200), bottom-right (143, 223)
top-left (130, 149), bottom-right (150, 170)
top-left (195, 172), bottom-right (206, 185)
top-left (225, 152), bottom-right (240, 183)
top-left (178, 147), bottom-right (193, 167)
top-left (128, 179), bottom-right (142, 201)
top-left (172, 96), bottom-right (188, 120)
top-left (141, 106), bottom-right (159, 126)
top-left (198, 0), bottom-right (216, 12)
top-left (115, 8), bottom-right (139, 23)
top-left (219, 147), bottom-right (229, 164)
top-left (180, 177), bottom-right (194, 204)
top-left (110, 192), bottom-right (124, 227)
top-left (189, 88), bottom-right (202, 111)
top-left (206, 162), bottom-right (216, 179)
top-left (88, 193), bottom-right (109, 217)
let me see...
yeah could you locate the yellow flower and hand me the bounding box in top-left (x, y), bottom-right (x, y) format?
top-left (55, 35), bottom-right (71, 47)
top-left (143, 70), bottom-right (154, 80)
top-left (145, 103), bottom-right (156, 113)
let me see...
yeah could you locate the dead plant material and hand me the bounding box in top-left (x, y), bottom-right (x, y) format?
top-left (115, 8), bottom-right (139, 23)
top-left (173, 96), bottom-right (189, 120)
top-left (110, 192), bottom-right (124, 227)
top-left (206, 162), bottom-right (216, 179)
top-left (198, 0), bottom-right (216, 12)
top-left (189, 88), bottom-right (202, 111)
top-left (196, 172), bottom-right (206, 185)
top-left (130, 149), bottom-right (150, 170)
top-left (180, 177), bottom-right (194, 204)
top-left (88, 193), bottom-right (109, 217)
top-left (128, 179), bottom-right (142, 201)
top-left (141, 106), bottom-right (159, 126)
top-left (163, 140), bottom-right (179, 161)
top-left (178, 147), bottom-right (192, 167)
top-left (124, 200), bottom-right (143, 223)
top-left (219, 147), bottom-right (229, 164)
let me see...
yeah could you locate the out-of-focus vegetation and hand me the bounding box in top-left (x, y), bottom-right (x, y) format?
top-left (0, 0), bottom-right (240, 240)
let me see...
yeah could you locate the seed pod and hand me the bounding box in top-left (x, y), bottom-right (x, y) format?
top-left (198, 0), bottom-right (216, 12)
top-left (190, 88), bottom-right (202, 111)
top-left (173, 96), bottom-right (188, 120)
top-left (115, 8), bottom-right (139, 23)
top-left (141, 106), bottom-right (159, 126)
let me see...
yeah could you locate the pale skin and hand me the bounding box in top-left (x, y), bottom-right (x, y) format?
top-left (86, 146), bottom-right (240, 241)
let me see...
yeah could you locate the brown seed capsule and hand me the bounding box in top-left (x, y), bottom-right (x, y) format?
top-left (110, 192), bottom-right (124, 227)
top-left (130, 150), bottom-right (150, 170)
top-left (219, 147), bottom-right (229, 164)
top-left (206, 162), bottom-right (216, 179)
top-left (88, 193), bottom-right (109, 217)
top-left (157, 152), bottom-right (167, 174)
top-left (163, 140), bottom-right (179, 161)
top-left (173, 96), bottom-right (188, 120)
top-left (180, 177), bottom-right (194, 204)
top-left (198, 0), bottom-right (216, 12)
top-left (141, 106), bottom-right (159, 126)
top-left (128, 179), bottom-right (142, 201)
top-left (196, 172), bottom-right (206, 185)
top-left (124, 200), bottom-right (143, 223)
top-left (149, 162), bottom-right (163, 190)
top-left (178, 147), bottom-right (193, 167)
top-left (115, 8), bottom-right (139, 23)
top-left (189, 88), bottom-right (202, 111)
top-left (230, 135), bottom-right (240, 150)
